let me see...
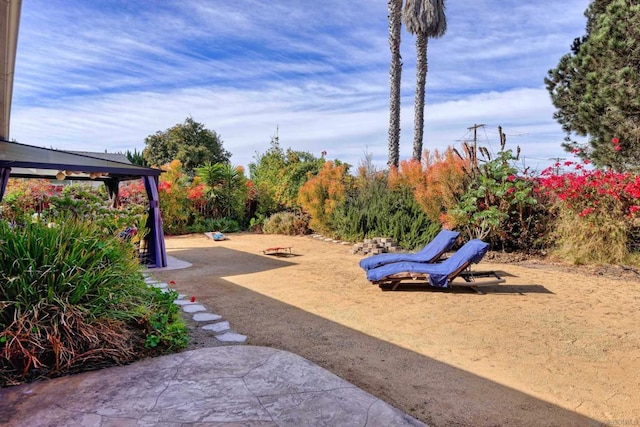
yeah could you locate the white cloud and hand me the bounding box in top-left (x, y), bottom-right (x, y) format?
top-left (10, 0), bottom-right (592, 175)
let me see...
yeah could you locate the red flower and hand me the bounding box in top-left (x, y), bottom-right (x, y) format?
top-left (612, 137), bottom-right (620, 145)
top-left (158, 181), bottom-right (172, 193)
top-left (578, 207), bottom-right (594, 217)
top-left (190, 296), bottom-right (196, 303)
top-left (507, 175), bottom-right (516, 182)
top-left (630, 206), bottom-right (640, 215)
top-left (615, 145), bottom-right (622, 152)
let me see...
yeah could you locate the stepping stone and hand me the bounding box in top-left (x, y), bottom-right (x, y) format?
top-left (174, 299), bottom-right (195, 306)
top-left (151, 282), bottom-right (168, 289)
top-left (182, 304), bottom-right (206, 313)
top-left (201, 321), bottom-right (230, 333)
top-left (193, 313), bottom-right (222, 322)
top-left (177, 294), bottom-right (186, 299)
top-left (145, 279), bottom-right (159, 284)
top-left (215, 332), bottom-right (247, 343)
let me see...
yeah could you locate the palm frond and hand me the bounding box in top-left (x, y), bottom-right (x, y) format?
top-left (403, 0), bottom-right (447, 38)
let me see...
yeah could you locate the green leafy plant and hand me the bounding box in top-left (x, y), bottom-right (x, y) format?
top-left (144, 289), bottom-right (188, 351)
top-left (195, 162), bottom-right (248, 221)
top-left (249, 134), bottom-right (325, 216)
top-left (187, 217), bottom-right (240, 233)
top-left (0, 218), bottom-right (187, 385)
top-left (157, 160), bottom-right (192, 234)
top-left (447, 134), bottom-right (548, 251)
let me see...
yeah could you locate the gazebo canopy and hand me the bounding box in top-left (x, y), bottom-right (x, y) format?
top-left (0, 140), bottom-right (167, 268)
top-left (0, 140), bottom-right (161, 181)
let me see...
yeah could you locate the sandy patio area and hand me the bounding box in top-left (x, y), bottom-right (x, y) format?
top-left (152, 233), bottom-right (640, 427)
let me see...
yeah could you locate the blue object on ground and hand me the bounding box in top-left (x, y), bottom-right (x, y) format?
top-left (359, 229), bottom-right (460, 271)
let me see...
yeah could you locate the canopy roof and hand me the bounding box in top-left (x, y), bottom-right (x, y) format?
top-left (0, 140), bottom-right (160, 182)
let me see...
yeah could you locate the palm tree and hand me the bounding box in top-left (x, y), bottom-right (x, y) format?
top-left (388, 0), bottom-right (403, 168)
top-left (403, 0), bottom-right (447, 161)
top-left (196, 162), bottom-right (247, 219)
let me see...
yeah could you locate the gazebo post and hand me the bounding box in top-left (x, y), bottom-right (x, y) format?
top-left (0, 167), bottom-right (11, 202)
top-left (143, 175), bottom-right (167, 268)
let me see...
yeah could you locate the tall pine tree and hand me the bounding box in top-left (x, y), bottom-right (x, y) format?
top-left (545, 0), bottom-right (640, 171)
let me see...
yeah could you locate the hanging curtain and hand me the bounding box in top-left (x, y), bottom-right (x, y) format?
top-left (0, 167), bottom-right (11, 202)
top-left (143, 176), bottom-right (167, 268)
top-left (104, 179), bottom-right (121, 208)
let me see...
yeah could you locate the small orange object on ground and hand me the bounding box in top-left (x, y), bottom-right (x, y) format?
top-left (262, 246), bottom-right (292, 256)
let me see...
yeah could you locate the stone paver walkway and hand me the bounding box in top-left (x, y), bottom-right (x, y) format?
top-left (144, 272), bottom-right (248, 344)
top-left (0, 346), bottom-right (426, 426)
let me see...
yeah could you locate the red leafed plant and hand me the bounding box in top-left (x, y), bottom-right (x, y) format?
top-left (538, 160), bottom-right (640, 264)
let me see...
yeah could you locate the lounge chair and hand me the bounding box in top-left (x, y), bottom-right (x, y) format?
top-left (359, 229), bottom-right (460, 271)
top-left (366, 239), bottom-right (505, 292)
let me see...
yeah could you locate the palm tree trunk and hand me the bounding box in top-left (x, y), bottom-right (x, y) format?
top-left (412, 33), bottom-right (428, 161)
top-left (388, 0), bottom-right (403, 168)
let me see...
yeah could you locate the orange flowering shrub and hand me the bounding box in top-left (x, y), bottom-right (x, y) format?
top-left (388, 149), bottom-right (469, 225)
top-left (297, 161), bottom-right (350, 234)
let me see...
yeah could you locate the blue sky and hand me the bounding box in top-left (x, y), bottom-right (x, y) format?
top-left (11, 0), bottom-right (592, 172)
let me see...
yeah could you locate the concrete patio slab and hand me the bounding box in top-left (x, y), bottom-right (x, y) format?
top-left (0, 346), bottom-right (425, 426)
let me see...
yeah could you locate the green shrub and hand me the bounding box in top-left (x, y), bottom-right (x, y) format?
top-left (249, 135), bottom-right (325, 215)
top-left (262, 211), bottom-right (309, 235)
top-left (331, 175), bottom-right (439, 249)
top-left (552, 209), bottom-right (632, 264)
top-left (0, 219), bottom-right (187, 386)
top-left (449, 149), bottom-right (546, 251)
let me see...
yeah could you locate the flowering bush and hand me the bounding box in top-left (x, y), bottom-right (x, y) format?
top-left (539, 160), bottom-right (640, 264)
top-left (297, 161), bottom-right (351, 234)
top-left (118, 179), bottom-right (147, 206)
top-left (157, 160), bottom-right (191, 234)
top-left (388, 149), bottom-right (469, 225)
top-left (0, 179), bottom-right (62, 222)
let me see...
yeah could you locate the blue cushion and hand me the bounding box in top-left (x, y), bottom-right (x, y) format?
top-left (359, 229), bottom-right (460, 271)
top-left (366, 239), bottom-right (489, 287)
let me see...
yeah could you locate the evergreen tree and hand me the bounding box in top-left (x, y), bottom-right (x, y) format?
top-left (142, 117), bottom-right (230, 175)
top-left (545, 0), bottom-right (640, 171)
top-left (124, 148), bottom-right (147, 166)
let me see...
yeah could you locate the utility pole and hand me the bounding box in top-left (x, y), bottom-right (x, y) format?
top-left (467, 124), bottom-right (485, 168)
top-left (549, 157), bottom-right (566, 175)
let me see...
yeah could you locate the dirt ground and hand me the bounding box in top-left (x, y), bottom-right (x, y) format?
top-left (152, 233), bottom-right (640, 427)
